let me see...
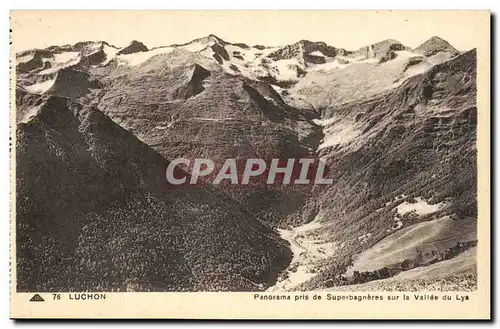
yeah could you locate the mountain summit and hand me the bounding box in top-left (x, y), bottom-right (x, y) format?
top-left (415, 36), bottom-right (459, 57)
top-left (117, 40), bottom-right (149, 55)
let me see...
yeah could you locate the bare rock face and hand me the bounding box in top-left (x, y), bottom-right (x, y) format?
top-left (173, 64), bottom-right (211, 99)
top-left (45, 66), bottom-right (102, 100)
top-left (16, 50), bottom-right (54, 73)
top-left (79, 44), bottom-right (107, 66)
top-left (378, 50), bottom-right (398, 63)
top-left (267, 40), bottom-right (342, 66)
top-left (211, 43), bottom-right (230, 63)
top-left (356, 39), bottom-right (406, 60)
top-left (403, 56), bottom-right (425, 71)
top-left (117, 40), bottom-right (149, 55)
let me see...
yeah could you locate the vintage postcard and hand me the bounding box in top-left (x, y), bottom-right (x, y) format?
top-left (10, 10), bottom-right (490, 319)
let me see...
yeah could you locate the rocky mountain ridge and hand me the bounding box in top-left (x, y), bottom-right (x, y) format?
top-left (15, 34), bottom-right (477, 292)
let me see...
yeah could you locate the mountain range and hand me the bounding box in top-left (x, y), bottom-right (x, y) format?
top-left (15, 34), bottom-right (477, 292)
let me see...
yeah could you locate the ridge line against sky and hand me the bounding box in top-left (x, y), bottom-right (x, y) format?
top-left (14, 34), bottom-right (462, 54)
top-left (10, 11), bottom-right (486, 53)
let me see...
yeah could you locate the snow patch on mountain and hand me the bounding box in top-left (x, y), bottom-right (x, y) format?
top-left (396, 197), bottom-right (446, 216)
top-left (181, 41), bottom-right (210, 53)
top-left (318, 120), bottom-right (362, 150)
top-left (273, 58), bottom-right (303, 80)
top-left (38, 51), bottom-right (81, 75)
top-left (312, 117), bottom-right (337, 126)
top-left (54, 51), bottom-right (80, 64)
top-left (117, 47), bottom-right (174, 66)
top-left (18, 105), bottom-right (42, 123)
top-left (24, 79), bottom-right (55, 94)
top-left (309, 50), bottom-right (325, 57)
top-left (17, 53), bottom-right (36, 63)
top-left (308, 59), bottom-right (350, 71)
top-left (102, 45), bottom-right (120, 65)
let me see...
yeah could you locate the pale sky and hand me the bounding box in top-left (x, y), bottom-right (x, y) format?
top-left (11, 10), bottom-right (489, 53)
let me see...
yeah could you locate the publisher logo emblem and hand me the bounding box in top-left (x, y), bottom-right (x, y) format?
top-left (29, 294), bottom-right (45, 302)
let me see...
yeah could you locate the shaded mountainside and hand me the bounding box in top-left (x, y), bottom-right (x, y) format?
top-left (14, 34), bottom-right (477, 292)
top-left (16, 96), bottom-right (291, 292)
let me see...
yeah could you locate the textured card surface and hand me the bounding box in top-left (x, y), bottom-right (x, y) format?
top-left (10, 10), bottom-right (490, 319)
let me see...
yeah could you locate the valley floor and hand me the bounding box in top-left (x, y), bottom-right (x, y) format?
top-left (268, 215), bottom-right (477, 292)
top-left (267, 213), bottom-right (337, 292)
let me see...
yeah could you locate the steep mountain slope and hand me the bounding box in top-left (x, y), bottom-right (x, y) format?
top-left (92, 51), bottom-right (322, 226)
top-left (16, 95), bottom-right (291, 292)
top-left (14, 34), bottom-right (477, 292)
top-left (16, 38), bottom-right (325, 228)
top-left (293, 49), bottom-right (477, 290)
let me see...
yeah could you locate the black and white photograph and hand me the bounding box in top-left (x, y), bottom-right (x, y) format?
top-left (9, 10), bottom-right (490, 319)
